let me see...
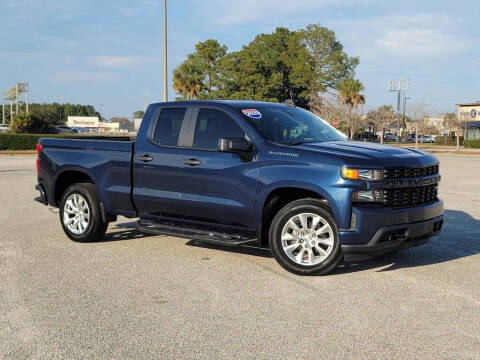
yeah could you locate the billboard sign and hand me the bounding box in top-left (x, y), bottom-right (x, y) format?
top-left (67, 116), bottom-right (99, 128)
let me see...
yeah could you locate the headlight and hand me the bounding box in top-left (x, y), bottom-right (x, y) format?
top-left (341, 168), bottom-right (384, 181)
top-left (352, 190), bottom-right (384, 203)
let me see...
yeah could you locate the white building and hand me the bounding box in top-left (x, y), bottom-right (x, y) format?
top-left (67, 116), bottom-right (99, 129)
top-left (67, 116), bottom-right (120, 134)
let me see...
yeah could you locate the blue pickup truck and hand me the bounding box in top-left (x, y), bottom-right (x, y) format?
top-left (35, 100), bottom-right (443, 275)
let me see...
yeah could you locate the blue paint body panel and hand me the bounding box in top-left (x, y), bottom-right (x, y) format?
top-left (37, 100), bottom-right (443, 247)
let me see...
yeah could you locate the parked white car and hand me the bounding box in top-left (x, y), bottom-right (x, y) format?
top-left (0, 124), bottom-right (10, 132)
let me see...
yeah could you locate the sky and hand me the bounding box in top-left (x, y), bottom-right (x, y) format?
top-left (1, 0), bottom-right (479, 119)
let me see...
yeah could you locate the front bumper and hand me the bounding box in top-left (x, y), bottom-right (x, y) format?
top-left (339, 200), bottom-right (444, 258)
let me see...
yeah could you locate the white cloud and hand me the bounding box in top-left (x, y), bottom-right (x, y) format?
top-left (376, 29), bottom-right (467, 56)
top-left (93, 56), bottom-right (154, 68)
top-left (51, 70), bottom-right (113, 83)
top-left (335, 13), bottom-right (470, 61)
top-left (211, 0), bottom-right (373, 25)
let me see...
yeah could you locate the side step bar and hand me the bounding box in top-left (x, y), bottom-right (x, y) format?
top-left (137, 220), bottom-right (258, 246)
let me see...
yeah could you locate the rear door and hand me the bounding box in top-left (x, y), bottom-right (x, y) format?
top-left (173, 107), bottom-right (258, 230)
top-left (133, 106), bottom-right (192, 218)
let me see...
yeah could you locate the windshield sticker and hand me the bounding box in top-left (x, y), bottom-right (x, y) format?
top-left (242, 109), bottom-right (262, 119)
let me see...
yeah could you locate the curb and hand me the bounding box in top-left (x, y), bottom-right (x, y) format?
top-left (0, 150), bottom-right (37, 155)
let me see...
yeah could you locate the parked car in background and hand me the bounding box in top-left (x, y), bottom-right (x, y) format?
top-left (406, 134), bottom-right (416, 142)
top-left (383, 133), bottom-right (397, 142)
top-left (55, 125), bottom-right (79, 134)
top-left (355, 131), bottom-right (378, 142)
top-left (0, 124), bottom-right (10, 132)
top-left (422, 135), bottom-right (435, 143)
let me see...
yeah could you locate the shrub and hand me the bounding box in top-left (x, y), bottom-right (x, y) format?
top-left (435, 136), bottom-right (463, 146)
top-left (0, 133), bottom-right (128, 150)
top-left (10, 112), bottom-right (52, 134)
top-left (464, 140), bottom-right (480, 148)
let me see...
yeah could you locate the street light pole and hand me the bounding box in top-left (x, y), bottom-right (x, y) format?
top-left (162, 0), bottom-right (168, 102)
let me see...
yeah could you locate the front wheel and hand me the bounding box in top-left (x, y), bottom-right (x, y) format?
top-left (59, 183), bottom-right (108, 242)
top-left (269, 199), bottom-right (342, 275)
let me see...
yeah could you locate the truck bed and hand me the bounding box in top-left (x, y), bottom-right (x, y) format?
top-left (38, 137), bottom-right (135, 217)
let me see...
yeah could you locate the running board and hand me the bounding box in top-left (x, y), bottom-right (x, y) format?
top-left (137, 220), bottom-right (258, 246)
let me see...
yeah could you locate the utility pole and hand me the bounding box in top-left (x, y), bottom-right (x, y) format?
top-left (2, 94), bottom-right (5, 125)
top-left (15, 83), bottom-right (19, 115)
top-left (144, 84), bottom-right (149, 111)
top-left (389, 79), bottom-right (410, 143)
top-left (162, 0), bottom-right (168, 102)
top-left (25, 83), bottom-right (28, 113)
top-left (403, 96), bottom-right (410, 130)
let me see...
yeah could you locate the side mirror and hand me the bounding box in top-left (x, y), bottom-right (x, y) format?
top-left (218, 138), bottom-right (252, 153)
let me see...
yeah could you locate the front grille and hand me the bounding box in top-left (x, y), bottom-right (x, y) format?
top-left (384, 164), bottom-right (439, 179)
top-left (383, 184), bottom-right (438, 208)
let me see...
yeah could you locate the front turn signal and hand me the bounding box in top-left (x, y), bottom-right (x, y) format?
top-left (341, 168), bottom-right (359, 180)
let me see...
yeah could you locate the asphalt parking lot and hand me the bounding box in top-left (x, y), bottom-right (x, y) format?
top-left (1, 154), bottom-right (479, 360)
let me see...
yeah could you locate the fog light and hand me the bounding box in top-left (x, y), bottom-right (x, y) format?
top-left (352, 190), bottom-right (383, 203)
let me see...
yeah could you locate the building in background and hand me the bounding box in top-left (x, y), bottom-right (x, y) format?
top-left (67, 116), bottom-right (99, 132)
top-left (67, 116), bottom-right (122, 134)
top-left (457, 102), bottom-right (480, 122)
top-left (457, 102), bottom-right (480, 139)
top-left (98, 122), bottom-right (120, 134)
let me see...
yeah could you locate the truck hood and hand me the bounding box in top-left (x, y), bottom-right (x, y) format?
top-left (298, 141), bottom-right (437, 167)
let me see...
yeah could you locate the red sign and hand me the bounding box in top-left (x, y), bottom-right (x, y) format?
top-left (333, 120), bottom-right (339, 128)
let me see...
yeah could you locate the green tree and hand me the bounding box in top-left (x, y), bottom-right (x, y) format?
top-left (337, 79), bottom-right (365, 138)
top-left (10, 112), bottom-right (49, 133)
top-left (172, 59), bottom-right (204, 100)
top-left (172, 25), bottom-right (360, 107)
top-left (195, 39), bottom-right (227, 94)
top-left (214, 27), bottom-right (311, 105)
top-left (337, 79), bottom-right (365, 112)
top-left (28, 103), bottom-right (101, 125)
top-left (300, 24), bottom-right (359, 98)
top-left (366, 105), bottom-right (395, 143)
top-left (133, 110), bottom-right (145, 119)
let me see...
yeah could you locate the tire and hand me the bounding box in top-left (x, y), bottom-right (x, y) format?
top-left (59, 183), bottom-right (108, 242)
top-left (269, 198), bottom-right (342, 275)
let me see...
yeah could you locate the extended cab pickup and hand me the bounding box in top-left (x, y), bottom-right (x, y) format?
top-left (35, 100), bottom-right (443, 275)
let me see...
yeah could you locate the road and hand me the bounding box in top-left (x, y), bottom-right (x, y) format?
top-left (1, 154), bottom-right (479, 360)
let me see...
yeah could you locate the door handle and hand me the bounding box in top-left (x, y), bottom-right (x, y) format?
top-left (138, 154), bottom-right (153, 162)
top-left (183, 158), bottom-right (201, 166)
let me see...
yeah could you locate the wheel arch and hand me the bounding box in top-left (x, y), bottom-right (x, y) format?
top-left (53, 168), bottom-right (97, 206)
top-left (258, 183), bottom-right (340, 247)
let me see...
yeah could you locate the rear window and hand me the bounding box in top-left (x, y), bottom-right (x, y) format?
top-left (152, 108), bottom-right (186, 146)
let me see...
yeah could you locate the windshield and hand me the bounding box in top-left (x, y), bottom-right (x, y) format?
top-left (240, 106), bottom-right (346, 145)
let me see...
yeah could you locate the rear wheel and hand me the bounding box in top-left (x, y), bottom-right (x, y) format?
top-left (59, 183), bottom-right (108, 242)
top-left (269, 199), bottom-right (342, 275)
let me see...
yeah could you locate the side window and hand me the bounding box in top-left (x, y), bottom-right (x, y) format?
top-left (192, 108), bottom-right (245, 150)
top-left (152, 108), bottom-right (186, 146)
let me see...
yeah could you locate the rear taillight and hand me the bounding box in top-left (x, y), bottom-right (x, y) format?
top-left (36, 143), bottom-right (42, 173)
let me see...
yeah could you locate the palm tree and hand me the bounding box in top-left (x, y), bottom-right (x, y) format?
top-left (172, 61), bottom-right (204, 100)
top-left (337, 79), bottom-right (366, 138)
top-left (337, 79), bottom-right (365, 112)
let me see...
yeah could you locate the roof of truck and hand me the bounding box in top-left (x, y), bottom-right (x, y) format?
top-left (151, 100), bottom-right (292, 109)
